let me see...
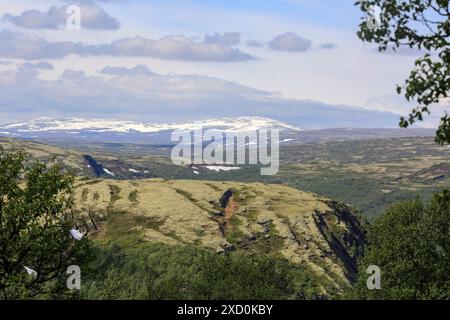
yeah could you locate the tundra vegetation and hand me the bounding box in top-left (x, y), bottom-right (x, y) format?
top-left (1, 147), bottom-right (449, 300)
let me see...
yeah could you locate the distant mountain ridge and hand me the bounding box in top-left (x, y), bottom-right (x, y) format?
top-left (0, 116), bottom-right (437, 145)
top-left (0, 116), bottom-right (302, 144)
top-left (0, 116), bottom-right (301, 133)
top-left (0, 117), bottom-right (301, 135)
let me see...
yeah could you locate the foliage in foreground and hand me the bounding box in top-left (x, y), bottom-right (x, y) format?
top-left (0, 147), bottom-right (92, 299)
top-left (356, 0), bottom-right (449, 144)
top-left (81, 243), bottom-right (332, 300)
top-left (351, 190), bottom-right (450, 299)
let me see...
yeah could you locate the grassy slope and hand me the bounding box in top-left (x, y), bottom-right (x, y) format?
top-left (72, 178), bottom-right (364, 293)
top-left (47, 136), bottom-right (450, 220)
top-left (4, 135), bottom-right (450, 222)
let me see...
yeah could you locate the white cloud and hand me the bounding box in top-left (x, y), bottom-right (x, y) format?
top-left (108, 35), bottom-right (254, 61)
top-left (0, 65), bottom-right (400, 128)
top-left (319, 42), bottom-right (338, 50)
top-left (0, 0), bottom-right (428, 124)
top-left (2, 3), bottom-right (120, 30)
top-left (100, 64), bottom-right (155, 76)
top-left (22, 61), bottom-right (54, 70)
top-left (62, 69), bottom-right (86, 79)
top-left (268, 32), bottom-right (312, 52)
top-left (246, 40), bottom-right (265, 47)
top-left (0, 30), bottom-right (81, 59)
top-left (204, 32), bottom-right (241, 45)
top-left (0, 30), bottom-right (256, 62)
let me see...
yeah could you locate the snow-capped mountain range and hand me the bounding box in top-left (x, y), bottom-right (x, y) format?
top-left (0, 116), bottom-right (302, 143)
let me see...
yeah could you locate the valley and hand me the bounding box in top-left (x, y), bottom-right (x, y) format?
top-left (2, 130), bottom-right (450, 222)
top-left (2, 128), bottom-right (450, 299)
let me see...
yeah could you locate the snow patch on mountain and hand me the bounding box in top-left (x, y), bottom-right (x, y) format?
top-left (103, 168), bottom-right (115, 176)
top-left (0, 116), bottom-right (302, 134)
top-left (205, 166), bottom-right (241, 172)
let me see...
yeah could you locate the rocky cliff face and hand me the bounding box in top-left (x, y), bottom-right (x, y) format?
top-left (313, 201), bottom-right (366, 283)
top-left (73, 179), bottom-right (367, 292)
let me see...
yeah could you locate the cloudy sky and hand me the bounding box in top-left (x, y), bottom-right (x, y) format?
top-left (0, 0), bottom-right (445, 127)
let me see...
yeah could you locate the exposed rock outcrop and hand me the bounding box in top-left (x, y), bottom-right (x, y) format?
top-left (312, 201), bottom-right (366, 283)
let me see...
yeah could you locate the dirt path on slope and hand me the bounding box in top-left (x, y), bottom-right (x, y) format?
top-left (224, 196), bottom-right (238, 229)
